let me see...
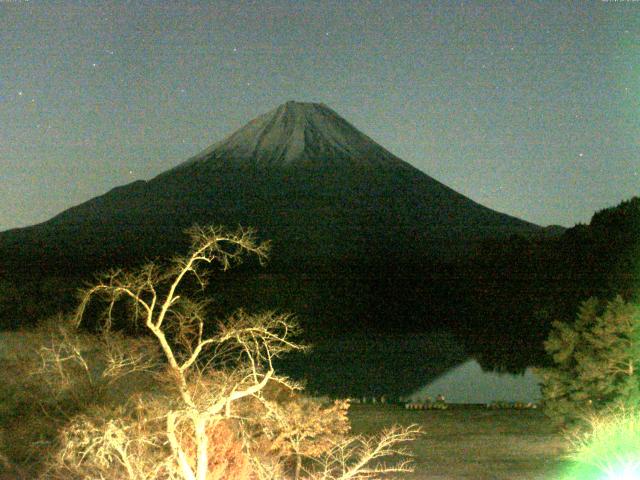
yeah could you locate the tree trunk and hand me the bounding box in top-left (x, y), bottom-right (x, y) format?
top-left (295, 454), bottom-right (302, 480)
top-left (195, 416), bottom-right (209, 480)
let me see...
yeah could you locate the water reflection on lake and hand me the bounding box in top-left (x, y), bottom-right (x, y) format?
top-left (277, 329), bottom-right (469, 399)
top-left (408, 358), bottom-right (542, 404)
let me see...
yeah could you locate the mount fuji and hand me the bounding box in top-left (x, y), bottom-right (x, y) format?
top-left (0, 101), bottom-right (540, 274)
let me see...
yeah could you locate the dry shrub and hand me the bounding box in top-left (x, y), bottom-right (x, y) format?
top-left (233, 381), bottom-right (351, 478)
top-left (0, 328), bottom-right (73, 473)
top-left (45, 398), bottom-right (173, 480)
top-left (265, 398), bottom-right (350, 456)
top-left (0, 318), bottom-right (164, 478)
top-left (176, 419), bottom-right (253, 480)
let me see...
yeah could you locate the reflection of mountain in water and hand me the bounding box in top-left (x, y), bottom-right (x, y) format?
top-left (409, 359), bottom-right (542, 404)
top-left (277, 330), bottom-right (468, 398)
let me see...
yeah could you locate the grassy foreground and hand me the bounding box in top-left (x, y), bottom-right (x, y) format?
top-left (348, 404), bottom-right (570, 480)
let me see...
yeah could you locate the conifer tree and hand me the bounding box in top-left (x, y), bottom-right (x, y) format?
top-left (536, 296), bottom-right (640, 429)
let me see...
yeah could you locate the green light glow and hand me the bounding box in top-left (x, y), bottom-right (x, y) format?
top-left (603, 461), bottom-right (640, 480)
top-left (558, 405), bottom-right (640, 480)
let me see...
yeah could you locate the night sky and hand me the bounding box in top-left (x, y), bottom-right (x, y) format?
top-left (2, 0), bottom-right (638, 232)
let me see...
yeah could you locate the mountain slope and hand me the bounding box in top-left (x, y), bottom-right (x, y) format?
top-left (0, 101), bottom-right (540, 274)
top-left (172, 101), bottom-right (413, 170)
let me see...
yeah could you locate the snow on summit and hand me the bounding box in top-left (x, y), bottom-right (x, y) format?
top-left (178, 101), bottom-right (412, 170)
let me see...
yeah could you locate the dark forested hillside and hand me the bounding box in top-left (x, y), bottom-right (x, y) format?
top-left (1, 198), bottom-right (637, 381)
top-left (459, 197), bottom-right (640, 372)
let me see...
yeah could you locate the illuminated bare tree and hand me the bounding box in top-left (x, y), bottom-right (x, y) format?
top-left (40, 225), bottom-right (421, 480)
top-left (70, 226), bottom-right (294, 479)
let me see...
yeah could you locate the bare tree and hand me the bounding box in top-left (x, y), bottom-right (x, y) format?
top-left (38, 225), bottom-right (421, 480)
top-left (305, 424), bottom-right (422, 480)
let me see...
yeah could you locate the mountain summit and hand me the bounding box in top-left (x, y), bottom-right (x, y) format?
top-left (174, 101), bottom-right (412, 170)
top-left (0, 101), bottom-right (540, 273)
